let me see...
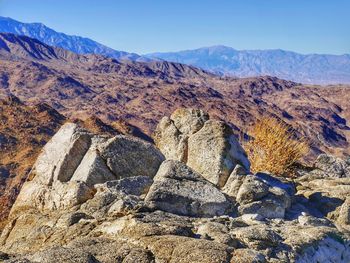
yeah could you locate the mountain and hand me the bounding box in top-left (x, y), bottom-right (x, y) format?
top-left (0, 16), bottom-right (145, 61)
top-left (0, 32), bottom-right (349, 161)
top-left (0, 32), bottom-right (350, 232)
top-left (147, 45), bottom-right (350, 85)
top-left (2, 16), bottom-right (350, 84)
top-left (0, 32), bottom-right (208, 79)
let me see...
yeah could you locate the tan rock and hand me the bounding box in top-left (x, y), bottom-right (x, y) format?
top-left (187, 120), bottom-right (250, 187)
top-left (170, 108), bottom-right (209, 135)
top-left (139, 235), bottom-right (231, 263)
top-left (31, 123), bottom-right (92, 185)
top-left (145, 160), bottom-right (232, 217)
top-left (338, 198), bottom-right (350, 225)
top-left (98, 135), bottom-right (165, 179)
top-left (153, 116), bottom-right (188, 162)
top-left (70, 136), bottom-right (117, 186)
top-left (10, 180), bottom-right (95, 217)
top-left (222, 164), bottom-right (248, 197)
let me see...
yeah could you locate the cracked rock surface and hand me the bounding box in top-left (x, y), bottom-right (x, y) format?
top-left (1, 110), bottom-right (349, 263)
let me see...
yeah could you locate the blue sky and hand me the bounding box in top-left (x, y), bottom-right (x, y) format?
top-left (0, 0), bottom-right (349, 54)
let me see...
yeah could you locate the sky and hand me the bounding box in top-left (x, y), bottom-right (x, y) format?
top-left (0, 0), bottom-right (349, 55)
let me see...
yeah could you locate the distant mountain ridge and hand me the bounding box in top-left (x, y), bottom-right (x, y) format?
top-left (0, 16), bottom-right (146, 61)
top-left (1, 16), bottom-right (350, 84)
top-left (147, 46), bottom-right (350, 84)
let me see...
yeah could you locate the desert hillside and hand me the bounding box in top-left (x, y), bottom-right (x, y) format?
top-left (0, 33), bottom-right (349, 160)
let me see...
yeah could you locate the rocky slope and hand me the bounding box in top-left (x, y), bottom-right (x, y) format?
top-left (0, 33), bottom-right (349, 161)
top-left (147, 46), bottom-right (350, 84)
top-left (0, 109), bottom-right (349, 262)
top-left (0, 94), bottom-right (150, 227)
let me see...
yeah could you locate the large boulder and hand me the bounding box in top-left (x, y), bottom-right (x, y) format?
top-left (70, 136), bottom-right (117, 187)
top-left (98, 135), bottom-right (165, 179)
top-left (153, 109), bottom-right (209, 162)
top-left (31, 123), bottom-right (93, 185)
top-left (153, 116), bottom-right (188, 162)
top-left (187, 120), bottom-right (250, 187)
top-left (145, 160), bottom-right (232, 217)
top-left (10, 123), bottom-right (164, 216)
top-left (153, 109), bottom-right (250, 187)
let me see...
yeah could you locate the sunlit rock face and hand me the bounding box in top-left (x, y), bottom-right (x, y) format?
top-left (1, 110), bottom-right (349, 263)
top-left (154, 108), bottom-right (250, 187)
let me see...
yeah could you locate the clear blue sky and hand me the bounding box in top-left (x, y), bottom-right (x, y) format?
top-left (0, 0), bottom-right (349, 54)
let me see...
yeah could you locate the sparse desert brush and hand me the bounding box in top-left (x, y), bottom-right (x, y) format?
top-left (244, 117), bottom-right (309, 177)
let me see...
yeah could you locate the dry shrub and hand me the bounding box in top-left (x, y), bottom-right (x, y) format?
top-left (244, 117), bottom-right (309, 176)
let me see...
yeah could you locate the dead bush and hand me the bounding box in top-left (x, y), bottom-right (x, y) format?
top-left (244, 118), bottom-right (309, 176)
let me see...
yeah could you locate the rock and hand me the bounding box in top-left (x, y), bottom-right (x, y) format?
top-left (170, 108), bottom-right (209, 135)
top-left (241, 214), bottom-right (265, 225)
top-left (154, 110), bottom-right (250, 187)
top-left (3, 112), bottom-right (350, 262)
top-left (153, 116), bottom-right (188, 162)
top-left (28, 248), bottom-right (100, 263)
top-left (102, 176), bottom-right (153, 197)
top-left (313, 154), bottom-right (350, 178)
top-left (31, 123), bottom-right (93, 185)
top-left (56, 212), bottom-right (92, 228)
top-left (26, 238), bottom-right (155, 263)
top-left (10, 124), bottom-right (163, 217)
top-left (296, 237), bottom-right (350, 263)
top-left (195, 221), bottom-right (238, 246)
top-left (222, 164), bottom-right (248, 197)
top-left (145, 160), bottom-right (232, 217)
top-left (153, 109), bottom-right (208, 162)
top-left (238, 198), bottom-right (286, 219)
top-left (80, 179), bottom-right (149, 219)
top-left (138, 235), bottom-right (232, 263)
top-left (107, 197), bottom-right (142, 217)
top-left (295, 175), bottom-right (350, 222)
top-left (187, 120), bottom-right (250, 187)
top-left (232, 225), bottom-right (282, 250)
top-left (231, 248), bottom-right (266, 263)
top-left (255, 172), bottom-right (295, 196)
top-left (236, 176), bottom-right (269, 205)
top-left (298, 214), bottom-right (333, 227)
top-left (98, 135), bottom-right (165, 179)
top-left (10, 180), bottom-right (95, 216)
top-left (70, 136), bottom-right (117, 187)
top-left (234, 174), bottom-right (292, 219)
top-left (338, 198), bottom-right (350, 225)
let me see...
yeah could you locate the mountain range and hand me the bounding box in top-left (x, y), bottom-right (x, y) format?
top-left (0, 30), bottom-right (349, 229)
top-left (0, 16), bottom-right (349, 84)
top-left (0, 16), bottom-right (144, 61)
top-left (147, 46), bottom-right (350, 84)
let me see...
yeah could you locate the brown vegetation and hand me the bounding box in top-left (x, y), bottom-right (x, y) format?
top-left (244, 118), bottom-right (309, 176)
